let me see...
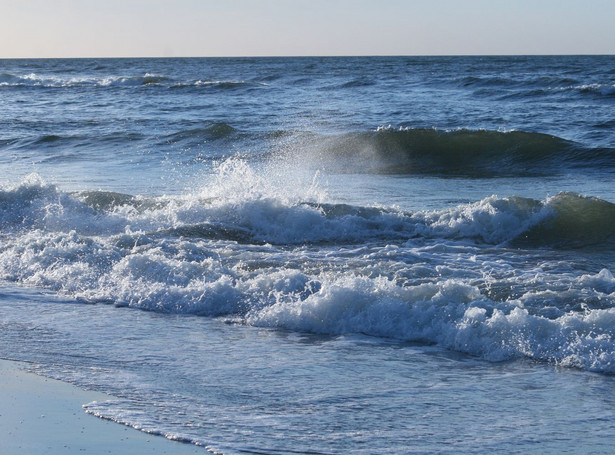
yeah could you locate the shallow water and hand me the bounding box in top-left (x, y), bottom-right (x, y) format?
top-left (2, 286), bottom-right (615, 454)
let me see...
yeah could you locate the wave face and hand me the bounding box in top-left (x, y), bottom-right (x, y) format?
top-left (291, 127), bottom-right (615, 176)
top-left (2, 169), bottom-right (615, 373)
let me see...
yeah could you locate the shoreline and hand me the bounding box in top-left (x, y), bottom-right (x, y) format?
top-left (0, 359), bottom-right (204, 454)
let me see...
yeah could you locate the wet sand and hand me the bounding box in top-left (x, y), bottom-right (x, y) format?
top-left (0, 359), bottom-right (204, 454)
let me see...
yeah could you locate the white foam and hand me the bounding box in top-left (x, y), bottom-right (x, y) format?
top-left (3, 172), bottom-right (615, 372)
top-left (412, 195), bottom-right (551, 244)
top-left (247, 271), bottom-right (615, 372)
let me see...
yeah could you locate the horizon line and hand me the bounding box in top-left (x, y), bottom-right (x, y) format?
top-left (2, 52), bottom-right (615, 60)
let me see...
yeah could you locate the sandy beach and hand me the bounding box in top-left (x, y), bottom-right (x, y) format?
top-left (0, 359), bottom-right (203, 454)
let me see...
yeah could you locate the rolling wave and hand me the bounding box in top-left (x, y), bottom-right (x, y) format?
top-left (512, 193), bottom-right (615, 248)
top-left (3, 131), bottom-right (147, 154)
top-left (2, 125), bottom-right (613, 177)
top-left (1, 172), bottom-right (614, 249)
top-left (294, 127), bottom-right (615, 176)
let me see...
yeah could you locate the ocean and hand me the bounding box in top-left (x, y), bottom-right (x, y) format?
top-left (1, 55), bottom-right (615, 454)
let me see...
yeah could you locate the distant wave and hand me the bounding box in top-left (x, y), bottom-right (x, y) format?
top-left (3, 131), bottom-right (146, 154)
top-left (171, 80), bottom-right (268, 89)
top-left (575, 83), bottom-right (615, 97)
top-left (292, 127), bottom-right (615, 177)
top-left (522, 84), bottom-right (615, 99)
top-left (456, 75), bottom-right (580, 88)
top-left (338, 79), bottom-right (376, 89)
top-left (4, 124), bottom-right (236, 153)
top-left (453, 74), bottom-right (615, 99)
top-left (4, 69), bottom-right (610, 101)
top-left (0, 72), bottom-right (22, 85)
top-left (115, 73), bottom-right (172, 86)
top-left (0, 72), bottom-right (267, 90)
top-left (0, 72), bottom-right (168, 87)
top-left (161, 122), bottom-right (238, 143)
top-left (456, 75), bottom-right (524, 88)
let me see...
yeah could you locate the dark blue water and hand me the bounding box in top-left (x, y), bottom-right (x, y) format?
top-left (1, 56), bottom-right (615, 454)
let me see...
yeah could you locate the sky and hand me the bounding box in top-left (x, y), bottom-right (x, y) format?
top-left (1, 0), bottom-right (614, 58)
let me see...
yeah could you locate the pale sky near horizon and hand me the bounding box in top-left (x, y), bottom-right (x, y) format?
top-left (1, 0), bottom-right (614, 58)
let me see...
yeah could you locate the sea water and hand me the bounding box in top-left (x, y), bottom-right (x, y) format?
top-left (1, 56), bottom-right (615, 454)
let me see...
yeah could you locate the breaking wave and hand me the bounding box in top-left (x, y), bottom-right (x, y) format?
top-left (2, 166), bottom-right (615, 373)
top-left (1, 170), bottom-right (615, 250)
top-left (11, 125), bottom-right (612, 178)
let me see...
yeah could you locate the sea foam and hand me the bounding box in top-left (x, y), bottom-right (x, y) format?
top-left (2, 169), bottom-right (615, 372)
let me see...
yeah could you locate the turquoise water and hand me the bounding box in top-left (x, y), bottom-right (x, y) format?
top-left (1, 56), bottom-right (615, 453)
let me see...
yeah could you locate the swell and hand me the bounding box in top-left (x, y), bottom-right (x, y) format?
top-left (296, 128), bottom-right (615, 177)
top-left (1, 124), bottom-right (238, 158)
top-left (492, 84), bottom-right (615, 101)
top-left (5, 126), bottom-right (612, 176)
top-left (452, 74), bottom-right (615, 99)
top-left (160, 122), bottom-right (238, 143)
top-left (2, 132), bottom-right (147, 155)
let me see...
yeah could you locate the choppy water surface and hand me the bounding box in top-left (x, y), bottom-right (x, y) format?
top-left (1, 56), bottom-right (615, 453)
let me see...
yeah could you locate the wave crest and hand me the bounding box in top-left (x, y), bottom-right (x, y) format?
top-left (2, 171), bottom-right (615, 249)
